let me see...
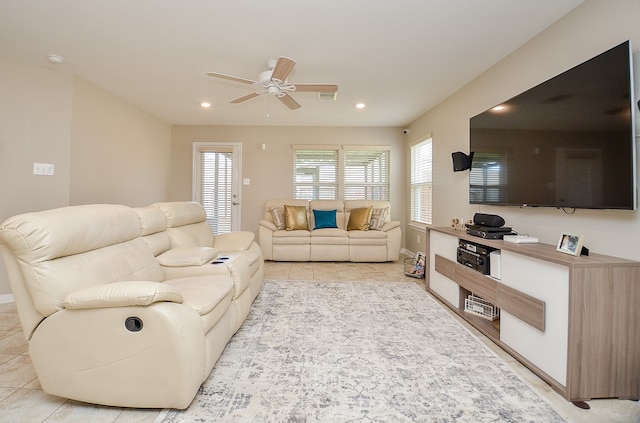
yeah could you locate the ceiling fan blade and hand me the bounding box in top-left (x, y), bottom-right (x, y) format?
top-left (271, 57), bottom-right (296, 83)
top-left (230, 92), bottom-right (261, 104)
top-left (207, 72), bottom-right (257, 85)
top-left (292, 84), bottom-right (339, 93)
top-left (278, 93), bottom-right (302, 110)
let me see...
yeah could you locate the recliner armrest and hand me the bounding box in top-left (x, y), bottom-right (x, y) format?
top-left (259, 219), bottom-right (277, 231)
top-left (381, 221), bottom-right (401, 232)
top-left (213, 231), bottom-right (255, 251)
top-left (62, 281), bottom-right (183, 309)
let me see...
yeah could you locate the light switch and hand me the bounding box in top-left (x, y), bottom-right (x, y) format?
top-left (33, 163), bottom-right (54, 176)
top-left (243, 178), bottom-right (251, 185)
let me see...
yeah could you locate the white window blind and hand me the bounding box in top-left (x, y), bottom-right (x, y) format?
top-left (293, 148), bottom-right (339, 200)
top-left (198, 149), bottom-right (233, 234)
top-left (410, 138), bottom-right (432, 224)
top-left (344, 148), bottom-right (390, 200)
top-left (293, 145), bottom-right (391, 200)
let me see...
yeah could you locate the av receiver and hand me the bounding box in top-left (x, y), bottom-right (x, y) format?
top-left (456, 239), bottom-right (496, 275)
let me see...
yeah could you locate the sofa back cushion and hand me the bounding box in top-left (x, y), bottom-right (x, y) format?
top-left (153, 202), bottom-right (214, 248)
top-left (0, 204), bottom-right (165, 318)
top-left (135, 206), bottom-right (171, 256)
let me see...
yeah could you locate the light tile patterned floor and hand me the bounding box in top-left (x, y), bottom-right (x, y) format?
top-left (0, 258), bottom-right (637, 422)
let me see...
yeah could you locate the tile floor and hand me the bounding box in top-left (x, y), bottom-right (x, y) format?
top-left (0, 258), bottom-right (638, 422)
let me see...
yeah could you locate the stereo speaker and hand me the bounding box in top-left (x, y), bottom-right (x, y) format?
top-left (452, 151), bottom-right (474, 172)
top-left (473, 213), bottom-right (505, 228)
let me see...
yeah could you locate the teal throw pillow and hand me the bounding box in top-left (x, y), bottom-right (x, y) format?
top-left (313, 209), bottom-right (338, 229)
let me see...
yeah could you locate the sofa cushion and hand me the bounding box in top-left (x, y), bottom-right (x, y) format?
top-left (273, 230), bottom-right (311, 245)
top-left (369, 207), bottom-right (389, 230)
top-left (313, 209), bottom-right (338, 229)
top-left (163, 276), bottom-right (233, 316)
top-left (349, 229), bottom-right (388, 245)
top-left (270, 207), bottom-right (285, 230)
top-left (156, 247), bottom-right (220, 267)
top-left (284, 205), bottom-right (309, 230)
top-left (347, 206), bottom-right (373, 231)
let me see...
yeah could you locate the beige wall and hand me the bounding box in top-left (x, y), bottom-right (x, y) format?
top-left (406, 0), bottom-right (640, 261)
top-left (171, 125), bottom-right (406, 237)
top-left (0, 66), bottom-right (172, 296)
top-left (70, 77), bottom-right (172, 206)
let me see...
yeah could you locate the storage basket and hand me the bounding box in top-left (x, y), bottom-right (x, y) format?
top-left (464, 294), bottom-right (499, 320)
top-left (404, 257), bottom-right (425, 278)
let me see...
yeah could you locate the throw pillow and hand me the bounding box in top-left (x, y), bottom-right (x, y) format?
top-left (284, 205), bottom-right (309, 231)
top-left (270, 207), bottom-right (285, 230)
top-left (313, 209), bottom-right (338, 229)
top-left (347, 206), bottom-right (373, 231)
top-left (369, 207), bottom-right (389, 230)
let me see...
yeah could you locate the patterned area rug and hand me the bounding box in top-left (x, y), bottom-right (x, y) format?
top-left (157, 280), bottom-right (565, 422)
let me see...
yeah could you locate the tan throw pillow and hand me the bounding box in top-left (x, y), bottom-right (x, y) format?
top-left (270, 207), bottom-right (285, 230)
top-left (369, 207), bottom-right (389, 230)
top-left (284, 205), bottom-right (309, 231)
top-left (347, 206), bottom-right (373, 231)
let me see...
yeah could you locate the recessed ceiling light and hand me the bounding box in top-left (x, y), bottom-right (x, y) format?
top-left (47, 54), bottom-right (63, 64)
top-left (355, 103), bottom-right (366, 109)
top-left (491, 104), bottom-right (507, 112)
top-left (201, 102), bottom-right (211, 108)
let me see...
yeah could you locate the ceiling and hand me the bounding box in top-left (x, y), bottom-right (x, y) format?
top-left (0, 0), bottom-right (584, 127)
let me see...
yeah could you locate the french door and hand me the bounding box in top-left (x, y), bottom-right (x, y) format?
top-left (193, 143), bottom-right (242, 234)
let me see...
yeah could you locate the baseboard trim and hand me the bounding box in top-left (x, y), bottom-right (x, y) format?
top-left (401, 248), bottom-right (414, 257)
top-left (0, 294), bottom-right (15, 304)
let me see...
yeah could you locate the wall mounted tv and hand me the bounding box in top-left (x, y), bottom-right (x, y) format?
top-left (469, 40), bottom-right (636, 210)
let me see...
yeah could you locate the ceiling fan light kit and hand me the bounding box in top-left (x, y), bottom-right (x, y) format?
top-left (207, 56), bottom-right (338, 110)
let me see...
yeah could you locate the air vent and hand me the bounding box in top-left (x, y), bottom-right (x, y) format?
top-left (318, 92), bottom-right (337, 100)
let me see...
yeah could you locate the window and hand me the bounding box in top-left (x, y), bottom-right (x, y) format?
top-left (343, 147), bottom-right (390, 200)
top-left (293, 148), bottom-right (338, 200)
top-left (293, 145), bottom-right (390, 200)
top-left (410, 138), bottom-right (432, 225)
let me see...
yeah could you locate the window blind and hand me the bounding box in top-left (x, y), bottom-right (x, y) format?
top-left (410, 138), bottom-right (432, 224)
top-left (343, 148), bottom-right (390, 200)
top-left (199, 150), bottom-right (233, 234)
top-left (293, 148), bottom-right (338, 200)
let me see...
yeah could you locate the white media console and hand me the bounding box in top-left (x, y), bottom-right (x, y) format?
top-left (426, 226), bottom-right (640, 405)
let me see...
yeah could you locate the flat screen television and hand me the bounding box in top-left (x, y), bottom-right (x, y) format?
top-left (469, 40), bottom-right (636, 210)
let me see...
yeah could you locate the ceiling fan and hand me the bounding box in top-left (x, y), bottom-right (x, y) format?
top-left (207, 56), bottom-right (338, 110)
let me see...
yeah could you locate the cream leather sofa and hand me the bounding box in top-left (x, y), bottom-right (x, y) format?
top-left (259, 199), bottom-right (401, 262)
top-left (0, 202), bottom-right (264, 409)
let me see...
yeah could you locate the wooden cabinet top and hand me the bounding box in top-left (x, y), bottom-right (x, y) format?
top-left (427, 226), bottom-right (640, 269)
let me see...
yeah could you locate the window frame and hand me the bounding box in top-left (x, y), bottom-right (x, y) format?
top-left (293, 145), bottom-right (391, 201)
top-left (410, 137), bottom-right (433, 226)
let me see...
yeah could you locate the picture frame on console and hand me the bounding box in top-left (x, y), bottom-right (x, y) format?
top-left (556, 233), bottom-right (584, 256)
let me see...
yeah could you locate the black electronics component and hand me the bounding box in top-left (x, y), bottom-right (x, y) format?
top-left (456, 239), bottom-right (496, 274)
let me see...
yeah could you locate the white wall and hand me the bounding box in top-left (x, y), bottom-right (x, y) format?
top-left (407, 0), bottom-right (640, 261)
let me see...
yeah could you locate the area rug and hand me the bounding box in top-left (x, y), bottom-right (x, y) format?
top-left (157, 280), bottom-right (565, 422)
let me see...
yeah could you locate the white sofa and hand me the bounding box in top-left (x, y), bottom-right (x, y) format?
top-left (259, 199), bottom-right (401, 262)
top-left (0, 202), bottom-right (264, 409)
